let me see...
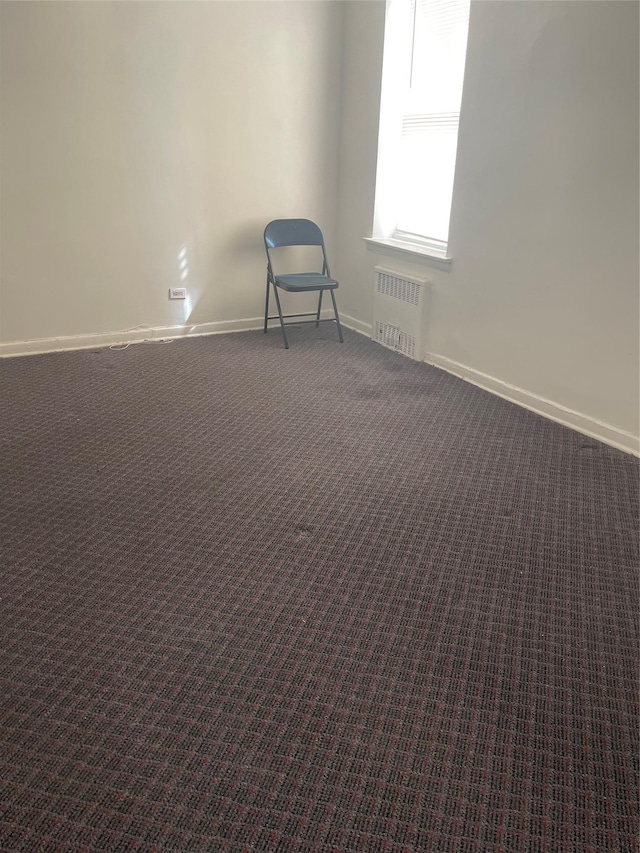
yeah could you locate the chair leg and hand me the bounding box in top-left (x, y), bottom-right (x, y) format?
top-left (330, 290), bottom-right (344, 343)
top-left (315, 290), bottom-right (323, 328)
top-left (264, 274), bottom-right (270, 333)
top-left (272, 283), bottom-right (289, 349)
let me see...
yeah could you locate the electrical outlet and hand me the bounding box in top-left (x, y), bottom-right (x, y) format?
top-left (169, 288), bottom-right (187, 300)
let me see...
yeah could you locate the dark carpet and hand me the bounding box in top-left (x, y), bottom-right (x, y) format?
top-left (1, 327), bottom-right (638, 852)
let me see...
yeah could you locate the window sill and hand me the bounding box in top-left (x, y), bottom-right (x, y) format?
top-left (364, 237), bottom-right (452, 271)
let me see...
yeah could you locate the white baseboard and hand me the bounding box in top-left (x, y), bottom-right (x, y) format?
top-left (425, 351), bottom-right (639, 457)
top-left (0, 316), bottom-right (279, 358)
top-left (5, 319), bottom-right (635, 455)
top-left (0, 312), bottom-right (373, 359)
top-left (340, 314), bottom-right (373, 338)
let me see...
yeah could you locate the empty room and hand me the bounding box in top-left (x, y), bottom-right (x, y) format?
top-left (1, 1), bottom-right (638, 851)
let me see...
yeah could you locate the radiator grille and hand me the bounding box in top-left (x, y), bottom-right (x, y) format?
top-left (374, 322), bottom-right (416, 360)
top-left (375, 272), bottom-right (422, 306)
top-left (372, 268), bottom-right (427, 361)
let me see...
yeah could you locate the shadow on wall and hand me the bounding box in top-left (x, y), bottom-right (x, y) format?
top-left (184, 220), bottom-right (269, 325)
top-left (225, 220), bottom-right (270, 260)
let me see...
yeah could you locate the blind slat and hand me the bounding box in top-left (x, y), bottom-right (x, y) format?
top-left (402, 112), bottom-right (460, 133)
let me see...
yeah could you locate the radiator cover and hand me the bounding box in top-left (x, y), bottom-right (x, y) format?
top-left (372, 266), bottom-right (428, 360)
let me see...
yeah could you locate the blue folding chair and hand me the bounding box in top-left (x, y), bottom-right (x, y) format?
top-left (263, 219), bottom-right (344, 350)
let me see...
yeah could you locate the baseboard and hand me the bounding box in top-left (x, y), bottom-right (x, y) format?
top-left (7, 321), bottom-right (634, 455)
top-left (341, 314), bottom-right (373, 338)
top-left (0, 312), bottom-right (373, 359)
top-left (0, 316), bottom-right (280, 358)
top-left (425, 352), bottom-right (639, 456)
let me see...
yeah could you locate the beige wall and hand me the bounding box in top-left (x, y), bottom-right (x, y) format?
top-left (0, 1), bottom-right (344, 343)
top-left (335, 0), bottom-right (639, 444)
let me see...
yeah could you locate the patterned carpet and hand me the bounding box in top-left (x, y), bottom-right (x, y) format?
top-left (1, 327), bottom-right (638, 852)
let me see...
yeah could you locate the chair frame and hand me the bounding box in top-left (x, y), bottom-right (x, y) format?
top-left (263, 219), bottom-right (344, 350)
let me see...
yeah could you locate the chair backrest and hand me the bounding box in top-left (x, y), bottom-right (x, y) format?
top-left (264, 219), bottom-right (324, 249)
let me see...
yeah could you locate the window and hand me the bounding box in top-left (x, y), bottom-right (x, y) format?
top-left (372, 0), bottom-right (470, 258)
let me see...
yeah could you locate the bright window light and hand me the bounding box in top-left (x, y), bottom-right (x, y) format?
top-left (374, 0), bottom-right (470, 252)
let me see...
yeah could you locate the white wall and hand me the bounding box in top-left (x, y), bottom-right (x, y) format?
top-left (335, 0), bottom-right (385, 328)
top-left (335, 0), bottom-right (639, 449)
top-left (0, 1), bottom-right (344, 346)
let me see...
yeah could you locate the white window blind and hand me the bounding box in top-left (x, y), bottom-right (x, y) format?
top-left (375, 0), bottom-right (470, 251)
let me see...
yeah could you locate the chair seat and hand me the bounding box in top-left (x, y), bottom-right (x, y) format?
top-left (274, 273), bottom-right (338, 292)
